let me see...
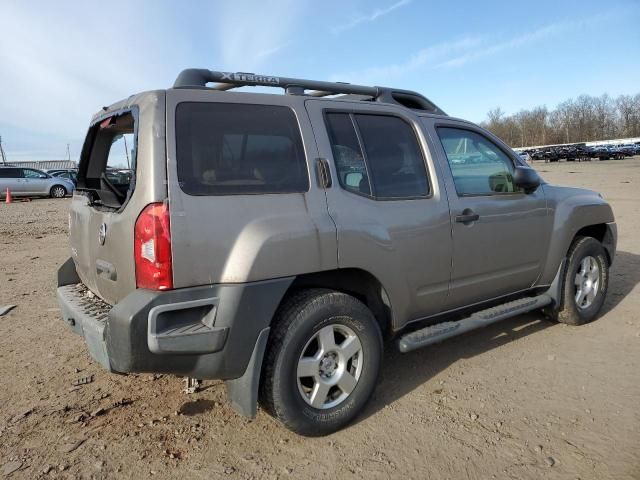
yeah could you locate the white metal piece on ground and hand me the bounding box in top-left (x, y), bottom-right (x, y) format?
top-left (182, 377), bottom-right (201, 394)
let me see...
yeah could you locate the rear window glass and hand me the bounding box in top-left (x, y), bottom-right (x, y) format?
top-left (0, 168), bottom-right (21, 178)
top-left (325, 112), bottom-right (429, 199)
top-left (78, 111), bottom-right (137, 209)
top-left (175, 103), bottom-right (309, 195)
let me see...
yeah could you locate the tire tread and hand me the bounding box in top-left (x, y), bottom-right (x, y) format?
top-left (556, 236), bottom-right (608, 326)
top-left (259, 288), bottom-right (382, 435)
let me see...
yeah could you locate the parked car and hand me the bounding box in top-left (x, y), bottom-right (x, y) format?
top-left (543, 149), bottom-right (559, 162)
top-left (618, 144), bottom-right (638, 156)
top-left (45, 168), bottom-right (75, 175)
top-left (594, 146), bottom-right (613, 160)
top-left (575, 146), bottom-right (595, 160)
top-left (50, 170), bottom-right (78, 186)
top-left (57, 69), bottom-right (616, 436)
top-left (0, 166), bottom-right (75, 198)
top-left (518, 151), bottom-right (531, 163)
top-left (531, 149), bottom-right (545, 161)
top-left (610, 145), bottom-right (626, 159)
top-left (104, 168), bottom-right (133, 187)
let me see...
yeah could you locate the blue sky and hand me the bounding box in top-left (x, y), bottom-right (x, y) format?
top-left (1, 0), bottom-right (639, 160)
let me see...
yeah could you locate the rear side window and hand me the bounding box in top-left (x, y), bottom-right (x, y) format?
top-left (176, 103), bottom-right (309, 195)
top-left (325, 112), bottom-right (429, 199)
top-left (22, 168), bottom-right (47, 179)
top-left (0, 168), bottom-right (22, 178)
top-left (325, 113), bottom-right (371, 196)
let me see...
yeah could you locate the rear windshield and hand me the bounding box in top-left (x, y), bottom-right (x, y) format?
top-left (175, 102), bottom-right (308, 195)
top-left (78, 111), bottom-right (136, 208)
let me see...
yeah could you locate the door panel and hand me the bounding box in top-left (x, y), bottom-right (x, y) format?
top-left (3, 169), bottom-right (27, 194)
top-left (425, 120), bottom-right (552, 308)
top-left (306, 100), bottom-right (452, 327)
top-left (21, 169), bottom-right (49, 194)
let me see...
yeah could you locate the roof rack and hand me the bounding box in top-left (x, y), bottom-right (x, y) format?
top-left (173, 69), bottom-right (446, 115)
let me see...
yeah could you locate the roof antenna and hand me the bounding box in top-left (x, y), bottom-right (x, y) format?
top-left (0, 136), bottom-right (7, 166)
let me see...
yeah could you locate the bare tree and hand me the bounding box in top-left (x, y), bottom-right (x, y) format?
top-left (482, 92), bottom-right (640, 147)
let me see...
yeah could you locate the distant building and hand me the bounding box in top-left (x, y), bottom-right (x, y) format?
top-left (5, 160), bottom-right (77, 170)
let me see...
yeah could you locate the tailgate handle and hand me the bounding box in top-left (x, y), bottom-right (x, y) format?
top-left (96, 260), bottom-right (117, 281)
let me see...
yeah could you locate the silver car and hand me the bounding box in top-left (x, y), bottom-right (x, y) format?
top-left (0, 166), bottom-right (75, 198)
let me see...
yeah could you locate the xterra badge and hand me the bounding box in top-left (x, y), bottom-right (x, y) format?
top-left (221, 72), bottom-right (280, 85)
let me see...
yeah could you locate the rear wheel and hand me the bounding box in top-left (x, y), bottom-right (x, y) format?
top-left (260, 289), bottom-right (382, 436)
top-left (50, 185), bottom-right (67, 198)
top-left (547, 236), bottom-right (609, 326)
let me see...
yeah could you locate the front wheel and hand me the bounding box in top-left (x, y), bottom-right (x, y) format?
top-left (548, 236), bottom-right (609, 326)
top-left (260, 289), bottom-right (383, 436)
top-left (50, 185), bottom-right (67, 198)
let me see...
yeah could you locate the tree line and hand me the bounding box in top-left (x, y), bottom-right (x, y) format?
top-left (480, 93), bottom-right (640, 148)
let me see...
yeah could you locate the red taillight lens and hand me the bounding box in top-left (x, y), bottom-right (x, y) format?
top-left (134, 202), bottom-right (173, 290)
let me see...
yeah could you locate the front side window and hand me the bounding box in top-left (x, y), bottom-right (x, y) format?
top-left (437, 127), bottom-right (521, 196)
top-left (23, 168), bottom-right (47, 179)
top-left (176, 103), bottom-right (309, 195)
top-left (325, 112), bottom-right (429, 199)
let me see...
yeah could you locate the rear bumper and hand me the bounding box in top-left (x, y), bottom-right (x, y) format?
top-left (57, 258), bottom-right (292, 380)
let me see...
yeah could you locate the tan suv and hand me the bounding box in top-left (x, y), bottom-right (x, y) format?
top-left (57, 69), bottom-right (616, 435)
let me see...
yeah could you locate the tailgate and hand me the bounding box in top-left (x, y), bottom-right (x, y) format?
top-left (69, 194), bottom-right (136, 305)
top-left (70, 92), bottom-right (167, 305)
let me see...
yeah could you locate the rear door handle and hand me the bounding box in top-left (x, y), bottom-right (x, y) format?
top-left (315, 158), bottom-right (332, 188)
top-left (455, 210), bottom-right (479, 224)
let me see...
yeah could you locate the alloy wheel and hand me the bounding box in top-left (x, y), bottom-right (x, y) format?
top-left (296, 323), bottom-right (363, 410)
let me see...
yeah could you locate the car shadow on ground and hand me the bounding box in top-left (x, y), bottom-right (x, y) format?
top-left (178, 399), bottom-right (215, 416)
top-left (600, 250), bottom-right (640, 314)
top-left (361, 313), bottom-right (551, 422)
top-left (358, 250), bottom-right (640, 423)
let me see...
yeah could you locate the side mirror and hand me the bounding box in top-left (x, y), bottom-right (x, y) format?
top-left (513, 166), bottom-right (541, 193)
top-left (344, 172), bottom-right (363, 188)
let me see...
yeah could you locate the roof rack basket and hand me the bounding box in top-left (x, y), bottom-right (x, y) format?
top-left (173, 69), bottom-right (446, 115)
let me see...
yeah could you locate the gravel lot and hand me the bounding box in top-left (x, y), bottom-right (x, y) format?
top-left (1, 158), bottom-right (639, 479)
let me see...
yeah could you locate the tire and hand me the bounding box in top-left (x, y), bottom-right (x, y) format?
top-left (260, 289), bottom-right (383, 436)
top-left (548, 236), bottom-right (609, 326)
top-left (50, 185), bottom-right (67, 198)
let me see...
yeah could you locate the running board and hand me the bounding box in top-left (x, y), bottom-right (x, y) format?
top-left (398, 295), bottom-right (553, 353)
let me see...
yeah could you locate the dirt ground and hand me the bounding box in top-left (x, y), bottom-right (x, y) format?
top-left (1, 158), bottom-right (639, 480)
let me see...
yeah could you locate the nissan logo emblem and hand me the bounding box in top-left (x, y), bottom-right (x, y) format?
top-left (98, 223), bottom-right (107, 245)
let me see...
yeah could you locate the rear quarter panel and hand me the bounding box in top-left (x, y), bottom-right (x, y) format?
top-left (165, 89), bottom-right (337, 288)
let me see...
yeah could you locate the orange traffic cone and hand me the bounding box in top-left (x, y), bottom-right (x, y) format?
top-left (5, 188), bottom-right (11, 204)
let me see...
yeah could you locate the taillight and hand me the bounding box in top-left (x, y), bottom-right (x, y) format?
top-left (134, 202), bottom-right (173, 290)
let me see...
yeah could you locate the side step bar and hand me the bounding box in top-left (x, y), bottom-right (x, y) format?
top-left (398, 294), bottom-right (553, 353)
